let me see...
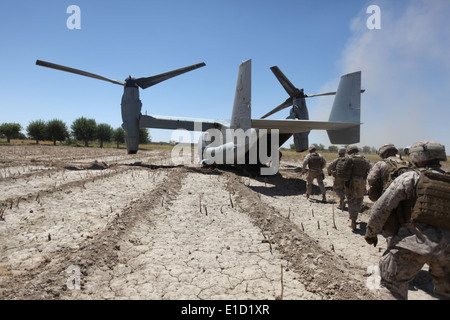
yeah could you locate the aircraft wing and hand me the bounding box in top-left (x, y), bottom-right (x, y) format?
top-left (141, 115), bottom-right (360, 134)
top-left (251, 119), bottom-right (361, 134)
top-left (140, 115), bottom-right (229, 131)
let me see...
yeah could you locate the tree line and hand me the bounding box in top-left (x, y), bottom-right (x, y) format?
top-left (0, 117), bottom-right (151, 148)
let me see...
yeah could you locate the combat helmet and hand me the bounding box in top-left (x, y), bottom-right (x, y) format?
top-left (378, 143), bottom-right (398, 158)
top-left (338, 147), bottom-right (346, 156)
top-left (308, 145), bottom-right (317, 152)
top-left (407, 140), bottom-right (447, 164)
top-left (346, 144), bottom-right (359, 154)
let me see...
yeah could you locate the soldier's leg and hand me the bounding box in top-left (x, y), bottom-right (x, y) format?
top-left (347, 196), bottom-right (359, 229)
top-left (316, 173), bottom-right (326, 201)
top-left (306, 173), bottom-right (313, 197)
top-left (379, 247), bottom-right (426, 300)
top-left (347, 194), bottom-right (362, 219)
top-left (334, 179), bottom-right (346, 208)
top-left (348, 178), bottom-right (366, 227)
top-left (428, 246), bottom-right (450, 299)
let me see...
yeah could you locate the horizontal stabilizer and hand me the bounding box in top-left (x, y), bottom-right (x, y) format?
top-left (251, 119), bottom-right (360, 134)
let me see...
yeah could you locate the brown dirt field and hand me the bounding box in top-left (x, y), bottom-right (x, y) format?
top-left (0, 145), bottom-right (441, 300)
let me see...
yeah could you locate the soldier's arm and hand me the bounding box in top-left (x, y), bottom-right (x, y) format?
top-left (365, 171), bottom-right (418, 238)
top-left (327, 159), bottom-right (337, 175)
top-left (301, 155), bottom-right (309, 173)
top-left (366, 159), bottom-right (373, 171)
top-left (367, 162), bottom-right (382, 185)
top-left (321, 156), bottom-right (326, 169)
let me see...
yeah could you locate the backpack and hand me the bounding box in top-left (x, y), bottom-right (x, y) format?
top-left (379, 161), bottom-right (414, 235)
top-left (351, 155), bottom-right (369, 178)
top-left (369, 158), bottom-right (411, 202)
top-left (382, 158), bottom-right (411, 192)
top-left (411, 169), bottom-right (450, 230)
top-left (336, 156), bottom-right (352, 181)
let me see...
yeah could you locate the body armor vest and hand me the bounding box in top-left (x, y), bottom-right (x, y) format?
top-left (336, 156), bottom-right (352, 181)
top-left (308, 153), bottom-right (322, 169)
top-left (351, 155), bottom-right (368, 178)
top-left (411, 169), bottom-right (450, 230)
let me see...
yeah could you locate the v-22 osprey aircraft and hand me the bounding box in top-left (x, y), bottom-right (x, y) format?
top-left (36, 59), bottom-right (363, 168)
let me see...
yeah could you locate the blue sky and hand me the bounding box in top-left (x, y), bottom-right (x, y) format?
top-left (1, 0), bottom-right (449, 152)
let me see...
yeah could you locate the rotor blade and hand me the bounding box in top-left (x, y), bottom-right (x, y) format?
top-left (270, 66), bottom-right (301, 97)
top-left (36, 60), bottom-right (125, 86)
top-left (261, 97), bottom-right (293, 119)
top-left (305, 91), bottom-right (337, 98)
top-left (305, 89), bottom-right (365, 98)
top-left (135, 62), bottom-right (206, 89)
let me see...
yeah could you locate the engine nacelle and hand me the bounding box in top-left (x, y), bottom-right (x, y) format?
top-left (121, 85), bottom-right (142, 154)
top-left (293, 132), bottom-right (309, 152)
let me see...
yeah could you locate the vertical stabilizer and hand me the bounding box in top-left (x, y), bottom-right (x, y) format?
top-left (327, 71), bottom-right (361, 144)
top-left (230, 60), bottom-right (252, 130)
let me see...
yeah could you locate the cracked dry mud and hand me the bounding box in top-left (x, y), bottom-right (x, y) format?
top-left (0, 145), bottom-right (437, 300)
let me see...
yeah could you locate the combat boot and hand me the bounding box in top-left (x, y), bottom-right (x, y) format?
top-left (322, 194), bottom-right (327, 203)
top-left (349, 219), bottom-right (357, 230)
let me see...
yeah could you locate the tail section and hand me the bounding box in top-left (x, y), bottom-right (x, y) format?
top-left (327, 71), bottom-right (361, 144)
top-left (230, 59), bottom-right (252, 131)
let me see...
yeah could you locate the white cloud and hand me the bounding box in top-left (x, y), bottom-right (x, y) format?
top-left (335, 0), bottom-right (450, 151)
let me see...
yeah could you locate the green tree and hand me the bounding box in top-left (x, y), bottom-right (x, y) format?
top-left (96, 123), bottom-right (113, 148)
top-left (328, 145), bottom-right (338, 153)
top-left (71, 117), bottom-right (97, 147)
top-left (113, 127), bottom-right (125, 149)
top-left (26, 120), bottom-right (47, 144)
top-left (46, 119), bottom-right (69, 145)
top-left (0, 122), bottom-right (22, 143)
top-left (362, 145), bottom-right (372, 154)
top-left (139, 128), bottom-right (151, 144)
top-left (313, 143), bottom-right (325, 151)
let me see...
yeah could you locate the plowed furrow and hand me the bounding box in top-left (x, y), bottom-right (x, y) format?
top-left (224, 171), bottom-right (375, 300)
top-left (0, 163), bottom-right (182, 299)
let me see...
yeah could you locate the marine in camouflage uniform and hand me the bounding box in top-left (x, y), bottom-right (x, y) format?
top-left (302, 145), bottom-right (327, 202)
top-left (367, 143), bottom-right (407, 202)
top-left (327, 147), bottom-right (347, 209)
top-left (365, 141), bottom-right (450, 300)
top-left (345, 145), bottom-right (372, 229)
